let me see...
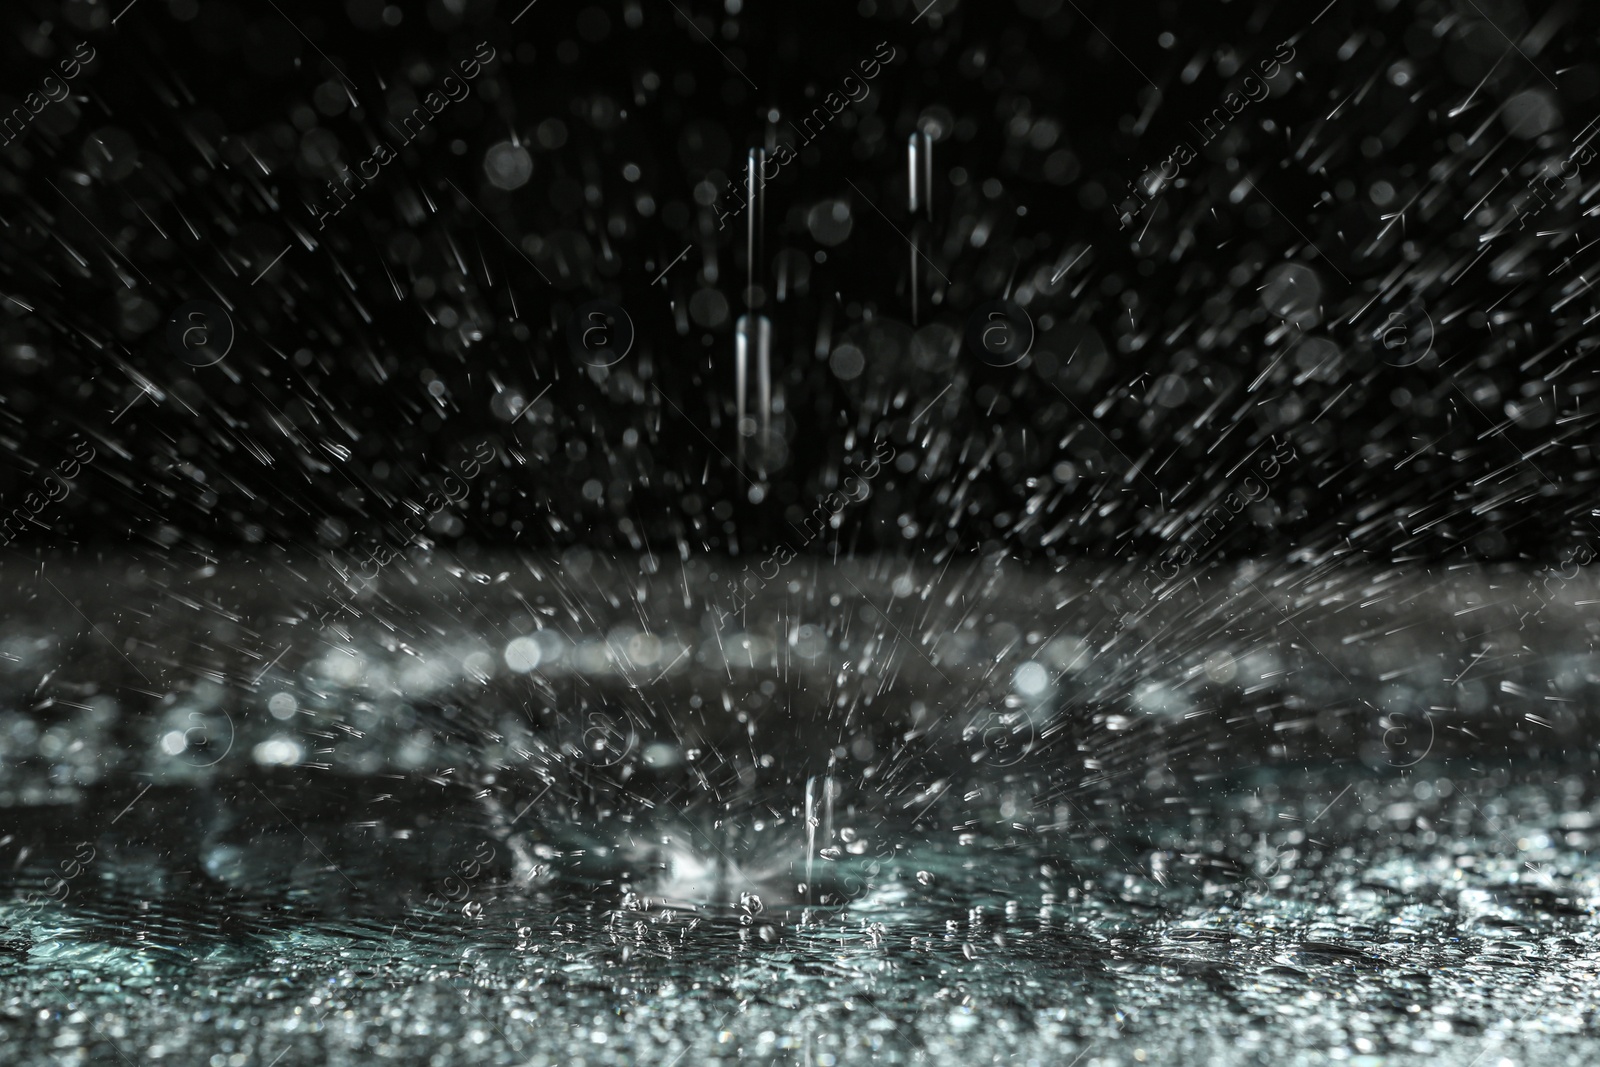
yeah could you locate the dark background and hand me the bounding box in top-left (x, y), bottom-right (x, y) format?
top-left (0, 0), bottom-right (1596, 567)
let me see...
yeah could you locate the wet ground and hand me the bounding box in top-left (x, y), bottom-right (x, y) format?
top-left (3, 553), bottom-right (1599, 1064)
top-left (5, 765), bottom-right (1600, 1066)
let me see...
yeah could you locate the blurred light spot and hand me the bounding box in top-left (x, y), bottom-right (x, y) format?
top-left (1151, 374), bottom-right (1189, 408)
top-left (688, 288), bottom-right (730, 328)
top-left (624, 632), bottom-right (663, 667)
top-left (505, 636), bottom-right (542, 673)
top-left (1013, 661), bottom-right (1049, 697)
top-left (642, 742), bottom-right (682, 769)
top-left (1044, 636), bottom-right (1089, 673)
top-left (791, 625), bottom-right (827, 660)
top-left (829, 343), bottom-right (865, 380)
top-left (484, 142), bottom-right (533, 190)
top-left (317, 650), bottom-right (368, 688)
top-left (1502, 89), bottom-right (1561, 139)
top-left (253, 738), bottom-right (305, 766)
top-left (574, 641), bottom-right (612, 673)
top-left (1259, 262), bottom-right (1323, 328)
top-left (1204, 650), bottom-right (1237, 684)
top-left (807, 199), bottom-right (854, 245)
top-left (267, 692), bottom-right (298, 720)
top-left (1134, 681), bottom-right (1186, 716)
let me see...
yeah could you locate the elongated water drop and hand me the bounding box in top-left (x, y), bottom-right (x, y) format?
top-left (735, 313), bottom-right (771, 480)
top-left (909, 130), bottom-right (933, 323)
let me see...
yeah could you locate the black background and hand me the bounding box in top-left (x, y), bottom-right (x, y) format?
top-left (1, 0), bottom-right (1596, 566)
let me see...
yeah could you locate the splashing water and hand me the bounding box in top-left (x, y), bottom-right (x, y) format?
top-left (5, 0), bottom-right (1600, 1063)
